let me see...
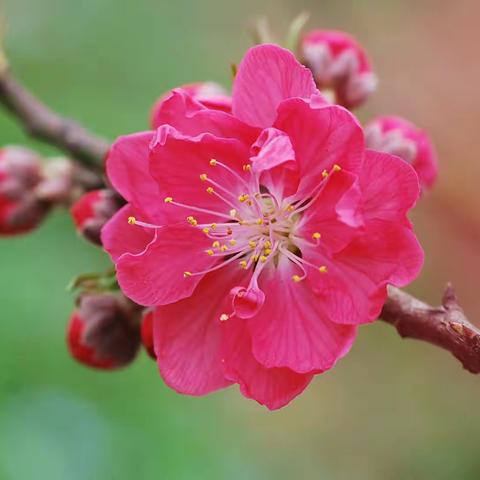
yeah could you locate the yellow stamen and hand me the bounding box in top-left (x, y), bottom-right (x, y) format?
top-left (312, 232), bottom-right (321, 240)
top-left (243, 164), bottom-right (252, 172)
top-left (186, 216), bottom-right (198, 226)
top-left (292, 275), bottom-right (302, 282)
top-left (319, 266), bottom-right (328, 273)
top-left (183, 271), bottom-right (192, 278)
top-left (211, 223), bottom-right (217, 230)
top-left (220, 313), bottom-right (229, 321)
top-left (202, 227), bottom-right (210, 234)
top-left (256, 218), bottom-right (264, 225)
top-left (239, 260), bottom-right (247, 269)
top-left (333, 164), bottom-right (341, 172)
top-left (164, 196), bottom-right (173, 203)
top-left (199, 173), bottom-right (208, 181)
top-left (238, 194), bottom-right (249, 203)
top-left (212, 241), bottom-right (220, 248)
top-left (206, 249), bottom-right (214, 256)
top-left (127, 216), bottom-right (136, 225)
top-left (259, 255), bottom-right (268, 263)
top-left (220, 245), bottom-right (228, 252)
top-left (264, 248), bottom-right (272, 255)
top-left (322, 170), bottom-right (329, 178)
top-left (209, 159), bottom-right (217, 166)
top-left (250, 254), bottom-right (259, 262)
top-left (248, 240), bottom-right (257, 249)
top-left (264, 240), bottom-right (272, 249)
top-left (229, 239), bottom-right (237, 246)
top-left (206, 187), bottom-right (214, 194)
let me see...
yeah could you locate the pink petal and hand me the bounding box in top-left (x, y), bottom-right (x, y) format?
top-left (222, 317), bottom-right (314, 410)
top-left (232, 44), bottom-right (318, 128)
top-left (247, 258), bottom-right (357, 373)
top-left (274, 100), bottom-right (364, 197)
top-left (116, 223), bottom-right (216, 306)
top-left (361, 150), bottom-right (420, 222)
top-left (149, 125), bottom-right (251, 224)
top-left (101, 205), bottom-right (155, 262)
top-left (151, 89), bottom-right (258, 144)
top-left (106, 132), bottom-right (166, 223)
top-left (152, 267), bottom-right (244, 396)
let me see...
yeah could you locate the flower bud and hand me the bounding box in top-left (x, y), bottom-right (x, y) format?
top-left (151, 82), bottom-right (231, 127)
top-left (140, 309), bottom-right (156, 359)
top-left (67, 293), bottom-right (141, 370)
top-left (71, 189), bottom-right (123, 246)
top-left (0, 146), bottom-right (49, 235)
top-left (300, 30), bottom-right (377, 109)
top-left (364, 116), bottom-right (438, 190)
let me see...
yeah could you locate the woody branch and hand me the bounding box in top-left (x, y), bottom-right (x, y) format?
top-left (1, 57), bottom-right (479, 374)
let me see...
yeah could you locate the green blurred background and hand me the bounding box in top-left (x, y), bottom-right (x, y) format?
top-left (1, 0), bottom-right (480, 478)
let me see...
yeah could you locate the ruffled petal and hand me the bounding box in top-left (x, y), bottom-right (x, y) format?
top-left (116, 223), bottom-right (216, 306)
top-left (247, 257), bottom-right (357, 373)
top-left (222, 317), bottom-right (314, 410)
top-left (232, 44), bottom-right (318, 128)
top-left (274, 99), bottom-right (364, 197)
top-left (152, 267), bottom-right (244, 396)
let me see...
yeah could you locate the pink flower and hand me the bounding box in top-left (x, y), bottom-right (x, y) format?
top-left (103, 44), bottom-right (423, 409)
top-left (365, 116), bottom-right (438, 190)
top-left (71, 189), bottom-right (123, 245)
top-left (0, 146), bottom-right (49, 236)
top-left (151, 82), bottom-right (231, 128)
top-left (300, 30), bottom-right (377, 109)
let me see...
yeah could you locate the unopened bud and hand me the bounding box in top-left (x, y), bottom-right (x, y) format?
top-left (300, 30), bottom-right (377, 109)
top-left (364, 116), bottom-right (438, 190)
top-left (0, 146), bottom-right (49, 236)
top-left (71, 189), bottom-right (123, 246)
top-left (140, 309), bottom-right (156, 359)
top-left (67, 293), bottom-right (141, 370)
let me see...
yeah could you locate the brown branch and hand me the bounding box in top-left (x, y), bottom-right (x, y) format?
top-left (381, 285), bottom-right (480, 373)
top-left (0, 66), bottom-right (109, 170)
top-left (1, 51), bottom-right (479, 375)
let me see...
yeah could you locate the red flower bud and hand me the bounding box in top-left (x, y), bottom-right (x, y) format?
top-left (0, 146), bottom-right (49, 235)
top-left (67, 293), bottom-right (141, 370)
top-left (140, 309), bottom-right (156, 359)
top-left (71, 189), bottom-right (123, 246)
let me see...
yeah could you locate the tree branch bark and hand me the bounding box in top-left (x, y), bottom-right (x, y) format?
top-left (1, 59), bottom-right (479, 375)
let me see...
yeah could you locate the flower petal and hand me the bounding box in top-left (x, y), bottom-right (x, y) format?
top-left (222, 317), bottom-right (314, 410)
top-left (232, 44), bottom-right (318, 128)
top-left (274, 100), bottom-right (364, 197)
top-left (116, 223), bottom-right (216, 306)
top-left (247, 257), bottom-right (357, 373)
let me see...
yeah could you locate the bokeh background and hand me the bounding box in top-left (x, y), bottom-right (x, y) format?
top-left (1, 0), bottom-right (480, 478)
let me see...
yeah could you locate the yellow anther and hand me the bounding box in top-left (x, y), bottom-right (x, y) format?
top-left (312, 232), bottom-right (321, 240)
top-left (256, 218), bottom-right (264, 225)
top-left (200, 173), bottom-right (208, 181)
top-left (164, 196), bottom-right (173, 203)
top-left (206, 249), bottom-right (214, 256)
top-left (333, 164), bottom-right (342, 172)
top-left (206, 187), bottom-right (215, 194)
top-left (264, 248), bottom-right (272, 255)
top-left (238, 194), bottom-right (249, 203)
top-left (127, 216), bottom-right (136, 225)
top-left (246, 200), bottom-right (253, 206)
top-left (248, 240), bottom-right (257, 249)
top-left (292, 275), bottom-right (302, 282)
top-left (212, 241), bottom-right (220, 248)
top-left (183, 271), bottom-right (192, 278)
top-left (239, 260), bottom-right (248, 269)
top-left (243, 164), bottom-right (252, 172)
top-left (202, 227), bottom-right (210, 234)
top-left (229, 239), bottom-right (237, 246)
top-left (209, 159), bottom-right (217, 166)
top-left (284, 204), bottom-right (294, 212)
top-left (220, 313), bottom-right (229, 321)
top-left (229, 209), bottom-right (237, 218)
top-left (259, 255), bottom-right (268, 263)
top-left (322, 170), bottom-right (329, 178)
top-left (264, 240), bottom-right (272, 249)
top-left (211, 223), bottom-right (217, 230)
top-left (220, 245), bottom-right (228, 252)
top-left (319, 266), bottom-right (328, 273)
top-left (186, 216), bottom-right (198, 226)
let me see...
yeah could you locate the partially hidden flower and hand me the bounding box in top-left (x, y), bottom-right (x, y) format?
top-left (151, 82), bottom-right (231, 128)
top-left (364, 116), bottom-right (438, 190)
top-left (300, 30), bottom-right (377, 109)
top-left (102, 44), bottom-right (423, 409)
top-left (0, 146), bottom-right (49, 235)
top-left (71, 189), bottom-right (124, 245)
top-left (140, 309), bottom-right (156, 359)
top-left (67, 292), bottom-right (141, 370)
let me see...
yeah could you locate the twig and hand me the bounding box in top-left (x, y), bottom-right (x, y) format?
top-left (381, 285), bottom-right (480, 373)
